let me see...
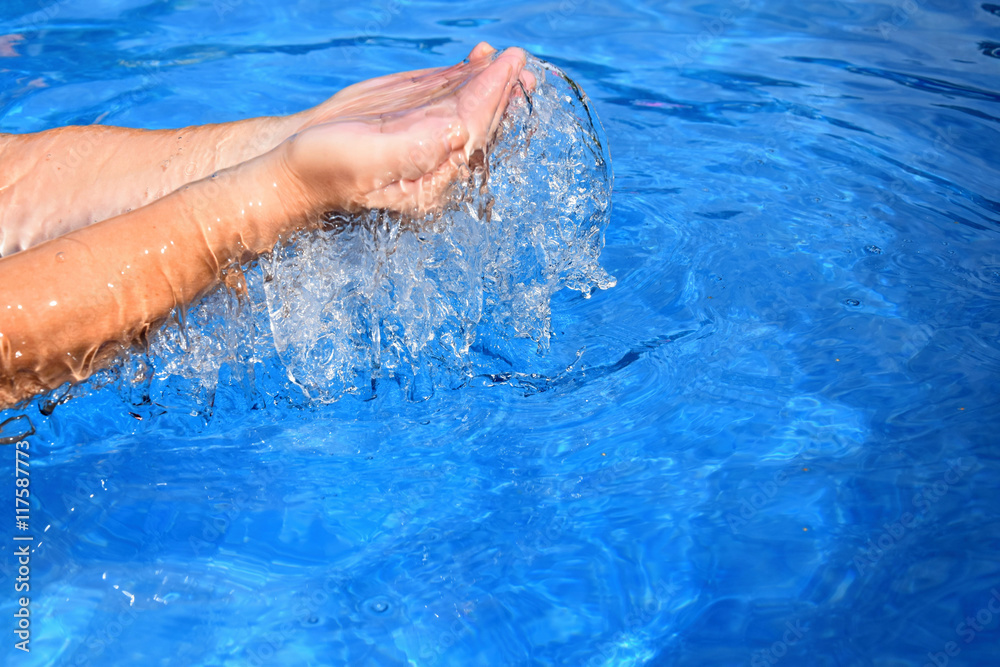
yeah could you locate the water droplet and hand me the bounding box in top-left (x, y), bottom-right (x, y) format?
top-left (845, 298), bottom-right (860, 307)
top-left (864, 245), bottom-right (882, 255)
top-left (55, 252), bottom-right (66, 262)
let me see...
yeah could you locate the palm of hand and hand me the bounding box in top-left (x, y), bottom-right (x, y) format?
top-left (283, 45), bottom-right (531, 215)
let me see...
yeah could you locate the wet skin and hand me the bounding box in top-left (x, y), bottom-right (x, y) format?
top-left (0, 43), bottom-right (534, 407)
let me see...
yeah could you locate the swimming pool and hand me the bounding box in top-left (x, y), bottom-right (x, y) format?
top-left (2, 0), bottom-right (999, 665)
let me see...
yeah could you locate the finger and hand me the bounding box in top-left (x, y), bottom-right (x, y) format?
top-left (486, 48), bottom-right (530, 140)
top-left (457, 49), bottom-right (525, 156)
top-left (373, 50), bottom-right (493, 96)
top-left (391, 47), bottom-right (492, 88)
top-left (333, 65), bottom-right (444, 103)
top-left (483, 48), bottom-right (527, 141)
top-left (329, 48), bottom-right (492, 117)
top-left (518, 69), bottom-right (537, 95)
top-left (406, 58), bottom-right (492, 101)
top-left (339, 57), bottom-right (492, 119)
top-left (468, 41), bottom-right (496, 62)
top-left (508, 69), bottom-right (538, 120)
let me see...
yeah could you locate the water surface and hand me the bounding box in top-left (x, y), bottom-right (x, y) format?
top-left (1, 1), bottom-right (998, 665)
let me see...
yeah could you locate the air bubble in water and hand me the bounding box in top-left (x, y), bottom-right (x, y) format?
top-left (364, 597), bottom-right (392, 615)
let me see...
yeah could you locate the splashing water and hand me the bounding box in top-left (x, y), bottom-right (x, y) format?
top-left (130, 55), bottom-right (616, 405)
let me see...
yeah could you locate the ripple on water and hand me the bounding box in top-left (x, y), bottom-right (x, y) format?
top-left (965, 263), bottom-right (1000, 301)
top-left (362, 596), bottom-right (393, 617)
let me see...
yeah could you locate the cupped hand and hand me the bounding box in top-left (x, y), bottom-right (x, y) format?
top-left (279, 45), bottom-right (534, 215)
top-left (294, 42), bottom-right (500, 128)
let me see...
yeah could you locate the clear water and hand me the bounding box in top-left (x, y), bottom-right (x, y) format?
top-left (2, 1), bottom-right (999, 666)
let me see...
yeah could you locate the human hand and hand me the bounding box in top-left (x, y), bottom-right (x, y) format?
top-left (277, 45), bottom-right (534, 215)
top-left (294, 42), bottom-right (502, 128)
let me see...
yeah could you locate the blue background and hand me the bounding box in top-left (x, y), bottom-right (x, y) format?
top-left (1, 1), bottom-right (999, 665)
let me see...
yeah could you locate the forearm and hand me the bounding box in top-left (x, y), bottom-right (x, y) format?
top-left (0, 146), bottom-right (314, 407)
top-left (0, 114), bottom-right (299, 255)
top-left (0, 43), bottom-right (529, 407)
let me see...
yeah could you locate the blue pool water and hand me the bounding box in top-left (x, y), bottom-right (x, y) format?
top-left (2, 1), bottom-right (999, 665)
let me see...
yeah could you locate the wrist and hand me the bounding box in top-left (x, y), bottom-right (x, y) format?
top-left (175, 147), bottom-right (320, 263)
